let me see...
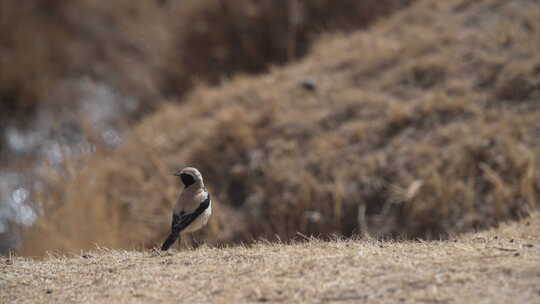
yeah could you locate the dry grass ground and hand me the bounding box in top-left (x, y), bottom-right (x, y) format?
top-left (20, 0), bottom-right (540, 256)
top-left (3, 214), bottom-right (540, 303)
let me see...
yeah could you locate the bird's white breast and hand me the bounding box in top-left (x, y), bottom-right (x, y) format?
top-left (183, 202), bottom-right (212, 233)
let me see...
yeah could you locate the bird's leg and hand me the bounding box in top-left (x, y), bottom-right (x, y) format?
top-left (192, 234), bottom-right (200, 249)
top-left (184, 234), bottom-right (195, 250)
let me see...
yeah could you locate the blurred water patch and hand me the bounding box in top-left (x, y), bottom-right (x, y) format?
top-left (0, 173), bottom-right (35, 233)
top-left (0, 172), bottom-right (36, 253)
top-left (0, 77), bottom-right (140, 253)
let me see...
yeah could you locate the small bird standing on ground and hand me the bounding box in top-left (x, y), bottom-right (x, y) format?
top-left (161, 167), bottom-right (212, 251)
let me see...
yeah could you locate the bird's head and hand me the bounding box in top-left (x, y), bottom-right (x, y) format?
top-left (174, 167), bottom-right (203, 188)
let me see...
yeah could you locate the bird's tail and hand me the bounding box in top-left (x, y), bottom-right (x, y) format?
top-left (161, 231), bottom-right (181, 251)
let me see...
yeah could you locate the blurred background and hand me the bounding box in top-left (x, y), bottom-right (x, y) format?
top-left (1, 0), bottom-right (539, 257)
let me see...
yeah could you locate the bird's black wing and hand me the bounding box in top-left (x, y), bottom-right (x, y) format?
top-left (161, 213), bottom-right (182, 251)
top-left (161, 194), bottom-right (211, 251)
top-left (171, 212), bottom-right (183, 229)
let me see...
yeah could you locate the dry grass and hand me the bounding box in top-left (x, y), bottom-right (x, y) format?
top-left (20, 0), bottom-right (540, 256)
top-left (175, 0), bottom-right (413, 86)
top-left (4, 214), bottom-right (540, 303)
top-left (0, 0), bottom-right (409, 128)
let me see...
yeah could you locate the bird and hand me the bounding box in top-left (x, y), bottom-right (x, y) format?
top-left (161, 167), bottom-right (212, 251)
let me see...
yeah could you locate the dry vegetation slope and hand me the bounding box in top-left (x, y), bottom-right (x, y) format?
top-left (4, 214), bottom-right (540, 303)
top-left (22, 0), bottom-right (540, 256)
top-left (0, 0), bottom-right (410, 126)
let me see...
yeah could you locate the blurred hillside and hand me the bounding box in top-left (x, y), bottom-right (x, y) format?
top-left (0, 0), bottom-right (412, 253)
top-left (0, 0), bottom-right (411, 130)
top-left (12, 0), bottom-right (540, 256)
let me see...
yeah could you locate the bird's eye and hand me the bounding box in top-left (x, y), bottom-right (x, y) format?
top-left (180, 173), bottom-right (196, 187)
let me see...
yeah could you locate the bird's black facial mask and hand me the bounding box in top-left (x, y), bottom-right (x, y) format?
top-left (180, 173), bottom-right (196, 187)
